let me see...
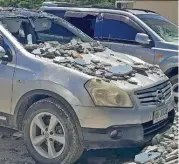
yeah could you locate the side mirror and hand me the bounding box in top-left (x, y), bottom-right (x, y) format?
top-left (135, 33), bottom-right (151, 45)
top-left (0, 46), bottom-right (5, 58)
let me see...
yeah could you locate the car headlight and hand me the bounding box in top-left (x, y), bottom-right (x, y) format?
top-left (85, 79), bottom-right (133, 107)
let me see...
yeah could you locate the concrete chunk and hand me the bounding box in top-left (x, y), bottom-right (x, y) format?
top-left (166, 154), bottom-right (178, 162)
top-left (145, 146), bottom-right (158, 153)
top-left (166, 159), bottom-right (178, 164)
top-left (135, 152), bottom-right (161, 164)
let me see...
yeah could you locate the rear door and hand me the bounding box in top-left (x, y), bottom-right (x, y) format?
top-left (99, 13), bottom-right (155, 64)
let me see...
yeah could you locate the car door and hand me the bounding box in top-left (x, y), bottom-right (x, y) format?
top-left (94, 13), bottom-right (125, 52)
top-left (0, 33), bottom-right (16, 114)
top-left (99, 13), bottom-right (155, 64)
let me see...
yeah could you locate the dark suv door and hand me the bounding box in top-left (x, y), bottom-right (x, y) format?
top-left (98, 13), bottom-right (155, 64)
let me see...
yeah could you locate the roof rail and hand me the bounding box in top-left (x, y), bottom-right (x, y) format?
top-left (42, 1), bottom-right (115, 8)
top-left (42, 2), bottom-right (81, 7)
top-left (42, 2), bottom-right (157, 14)
top-left (128, 8), bottom-right (156, 13)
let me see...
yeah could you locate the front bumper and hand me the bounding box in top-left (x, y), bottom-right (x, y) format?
top-left (81, 109), bottom-right (175, 150)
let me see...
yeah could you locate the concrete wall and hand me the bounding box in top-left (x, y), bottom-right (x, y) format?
top-left (134, 0), bottom-right (178, 25)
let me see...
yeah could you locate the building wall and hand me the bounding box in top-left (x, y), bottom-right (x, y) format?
top-left (134, 0), bottom-right (178, 25)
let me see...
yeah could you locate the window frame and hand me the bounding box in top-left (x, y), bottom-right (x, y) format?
top-left (99, 13), bottom-right (146, 44)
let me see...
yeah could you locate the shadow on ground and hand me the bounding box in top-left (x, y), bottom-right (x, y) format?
top-left (0, 127), bottom-right (143, 164)
top-left (76, 147), bottom-right (143, 164)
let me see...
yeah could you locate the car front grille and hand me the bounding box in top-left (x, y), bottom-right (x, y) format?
top-left (135, 80), bottom-right (172, 106)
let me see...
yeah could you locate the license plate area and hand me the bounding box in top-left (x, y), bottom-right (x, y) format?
top-left (153, 108), bottom-right (168, 124)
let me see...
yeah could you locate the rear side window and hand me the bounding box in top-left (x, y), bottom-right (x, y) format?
top-left (100, 14), bottom-right (143, 42)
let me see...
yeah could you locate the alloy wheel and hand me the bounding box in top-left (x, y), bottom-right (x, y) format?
top-left (30, 112), bottom-right (66, 159)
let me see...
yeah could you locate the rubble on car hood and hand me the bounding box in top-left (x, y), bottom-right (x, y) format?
top-left (25, 40), bottom-right (165, 85)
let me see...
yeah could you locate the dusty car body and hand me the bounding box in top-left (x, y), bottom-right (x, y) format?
top-left (40, 3), bottom-right (179, 104)
top-left (0, 8), bottom-right (175, 164)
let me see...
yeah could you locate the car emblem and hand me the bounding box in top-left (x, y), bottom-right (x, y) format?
top-left (156, 89), bottom-right (165, 105)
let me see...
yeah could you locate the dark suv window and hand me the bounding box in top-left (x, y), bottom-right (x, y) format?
top-left (100, 14), bottom-right (143, 43)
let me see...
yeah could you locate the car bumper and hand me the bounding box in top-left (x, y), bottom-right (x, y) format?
top-left (73, 101), bottom-right (174, 129)
top-left (81, 109), bottom-right (175, 150)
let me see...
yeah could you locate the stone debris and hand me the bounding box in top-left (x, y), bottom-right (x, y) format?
top-left (164, 133), bottom-right (175, 140)
top-left (170, 142), bottom-right (178, 149)
top-left (24, 40), bottom-right (163, 83)
top-left (134, 108), bottom-right (178, 164)
top-left (151, 134), bottom-right (162, 145)
top-left (165, 154), bottom-right (178, 162)
top-left (12, 132), bottom-right (23, 140)
top-left (134, 152), bottom-right (161, 164)
top-left (167, 149), bottom-right (178, 157)
top-left (145, 146), bottom-right (158, 153)
top-left (166, 159), bottom-right (178, 164)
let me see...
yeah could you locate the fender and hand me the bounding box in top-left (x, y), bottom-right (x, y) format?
top-left (12, 89), bottom-right (84, 140)
top-left (158, 56), bottom-right (178, 74)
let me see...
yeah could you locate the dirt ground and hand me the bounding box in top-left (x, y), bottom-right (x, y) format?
top-left (0, 127), bottom-right (142, 164)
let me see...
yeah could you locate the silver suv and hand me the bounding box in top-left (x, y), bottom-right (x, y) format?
top-left (40, 4), bottom-right (178, 104)
top-left (0, 8), bottom-right (175, 164)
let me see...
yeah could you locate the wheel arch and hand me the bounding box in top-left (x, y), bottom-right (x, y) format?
top-left (164, 66), bottom-right (178, 78)
top-left (12, 89), bottom-right (83, 140)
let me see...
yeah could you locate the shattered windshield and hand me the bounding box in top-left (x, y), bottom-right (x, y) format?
top-left (0, 16), bottom-right (105, 52)
top-left (137, 14), bottom-right (178, 42)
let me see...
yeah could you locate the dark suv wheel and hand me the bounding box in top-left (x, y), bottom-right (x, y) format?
top-left (23, 98), bottom-right (83, 164)
top-left (170, 75), bottom-right (178, 107)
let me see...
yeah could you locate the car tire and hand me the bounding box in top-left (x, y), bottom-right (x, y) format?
top-left (23, 98), bottom-right (84, 164)
top-left (170, 74), bottom-right (178, 106)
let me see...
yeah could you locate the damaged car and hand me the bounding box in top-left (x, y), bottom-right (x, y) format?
top-left (0, 8), bottom-right (175, 164)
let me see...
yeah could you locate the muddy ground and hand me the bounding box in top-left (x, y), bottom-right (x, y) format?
top-left (0, 127), bottom-right (143, 164)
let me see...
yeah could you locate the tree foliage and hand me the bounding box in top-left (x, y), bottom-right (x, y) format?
top-left (0, 0), bottom-right (115, 8)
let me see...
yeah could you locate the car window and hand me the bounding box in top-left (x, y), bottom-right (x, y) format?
top-left (100, 14), bottom-right (143, 43)
top-left (34, 18), bottom-right (76, 44)
top-left (0, 22), bottom-right (24, 50)
top-left (0, 19), bottom-right (32, 44)
top-left (66, 14), bottom-right (97, 38)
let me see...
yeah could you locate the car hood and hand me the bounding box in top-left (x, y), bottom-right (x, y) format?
top-left (156, 41), bottom-right (179, 51)
top-left (25, 41), bottom-right (168, 92)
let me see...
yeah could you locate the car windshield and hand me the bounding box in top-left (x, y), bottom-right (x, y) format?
top-left (137, 14), bottom-right (178, 42)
